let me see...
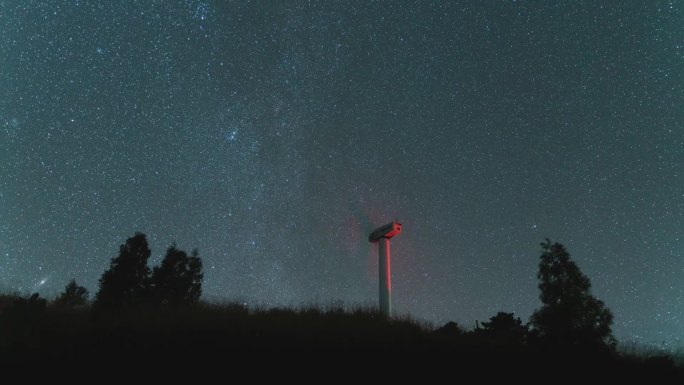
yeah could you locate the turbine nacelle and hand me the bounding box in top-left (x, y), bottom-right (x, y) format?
top-left (368, 221), bottom-right (402, 242)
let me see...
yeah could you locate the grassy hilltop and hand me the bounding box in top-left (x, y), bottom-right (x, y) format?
top-left (0, 293), bottom-right (682, 380)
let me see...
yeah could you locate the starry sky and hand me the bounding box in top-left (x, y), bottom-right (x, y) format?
top-left (1, 1), bottom-right (683, 344)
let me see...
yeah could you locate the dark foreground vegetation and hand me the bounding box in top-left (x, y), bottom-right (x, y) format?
top-left (0, 233), bottom-right (681, 378)
top-left (0, 298), bottom-right (681, 378)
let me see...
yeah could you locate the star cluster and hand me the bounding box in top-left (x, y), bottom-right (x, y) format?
top-left (1, 1), bottom-right (683, 344)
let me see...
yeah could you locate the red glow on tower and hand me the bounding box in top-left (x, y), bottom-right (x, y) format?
top-left (369, 221), bottom-right (401, 317)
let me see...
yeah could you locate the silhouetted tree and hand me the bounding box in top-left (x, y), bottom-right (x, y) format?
top-left (54, 279), bottom-right (89, 308)
top-left (151, 244), bottom-right (203, 306)
top-left (481, 312), bottom-right (528, 345)
top-left (94, 232), bottom-right (151, 310)
top-left (530, 239), bottom-right (614, 351)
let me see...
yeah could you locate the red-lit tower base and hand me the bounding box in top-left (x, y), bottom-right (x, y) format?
top-left (368, 221), bottom-right (402, 317)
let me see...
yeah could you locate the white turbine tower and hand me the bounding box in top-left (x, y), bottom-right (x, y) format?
top-left (368, 221), bottom-right (402, 317)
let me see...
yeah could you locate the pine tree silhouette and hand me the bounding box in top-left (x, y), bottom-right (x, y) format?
top-left (530, 239), bottom-right (614, 351)
top-left (94, 232), bottom-right (151, 310)
top-left (151, 244), bottom-right (203, 306)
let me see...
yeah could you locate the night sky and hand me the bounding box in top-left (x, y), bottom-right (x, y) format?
top-left (1, 1), bottom-right (683, 344)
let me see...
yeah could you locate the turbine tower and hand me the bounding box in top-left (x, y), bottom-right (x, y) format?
top-left (368, 221), bottom-right (402, 317)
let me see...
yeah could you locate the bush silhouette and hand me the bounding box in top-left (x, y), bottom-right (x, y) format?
top-left (432, 321), bottom-right (464, 342)
top-left (530, 239), bottom-right (614, 351)
top-left (54, 279), bottom-right (89, 308)
top-left (0, 293), bottom-right (47, 349)
top-left (151, 245), bottom-right (203, 306)
top-left (94, 232), bottom-right (151, 310)
top-left (480, 312), bottom-right (527, 345)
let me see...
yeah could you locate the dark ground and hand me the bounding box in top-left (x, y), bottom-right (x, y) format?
top-left (0, 298), bottom-right (681, 380)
